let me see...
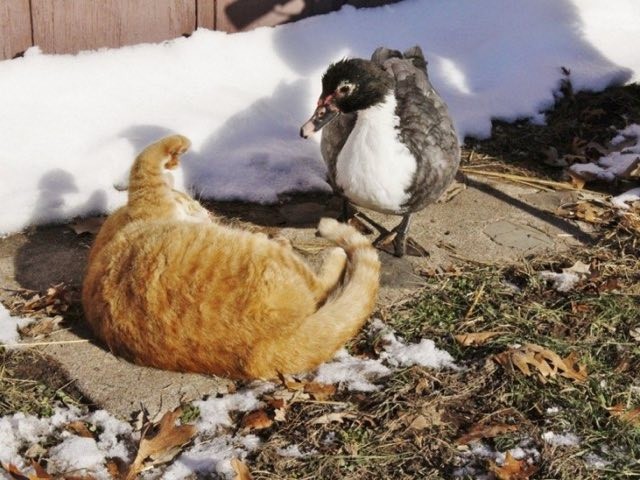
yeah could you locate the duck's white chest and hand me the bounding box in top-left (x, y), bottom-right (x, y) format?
top-left (335, 95), bottom-right (416, 214)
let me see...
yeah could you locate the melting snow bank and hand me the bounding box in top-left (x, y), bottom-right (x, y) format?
top-left (0, 304), bottom-right (35, 346)
top-left (1, 0), bottom-right (639, 234)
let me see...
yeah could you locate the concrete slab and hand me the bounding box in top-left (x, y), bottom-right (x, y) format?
top-left (0, 178), bottom-right (591, 418)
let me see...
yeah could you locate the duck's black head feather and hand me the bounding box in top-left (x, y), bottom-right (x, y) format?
top-left (321, 58), bottom-right (393, 113)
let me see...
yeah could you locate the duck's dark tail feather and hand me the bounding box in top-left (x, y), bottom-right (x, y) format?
top-left (371, 46), bottom-right (427, 72)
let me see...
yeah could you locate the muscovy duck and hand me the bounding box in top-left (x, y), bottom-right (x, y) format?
top-left (300, 46), bottom-right (460, 257)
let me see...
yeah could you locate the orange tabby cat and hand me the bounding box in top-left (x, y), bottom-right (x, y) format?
top-left (82, 135), bottom-right (380, 379)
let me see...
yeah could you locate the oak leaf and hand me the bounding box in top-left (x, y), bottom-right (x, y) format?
top-left (231, 458), bottom-right (253, 480)
top-left (303, 382), bottom-right (337, 401)
top-left (310, 412), bottom-right (356, 425)
top-left (125, 407), bottom-right (196, 480)
top-left (0, 462), bottom-right (52, 480)
top-left (494, 343), bottom-right (587, 383)
top-left (607, 404), bottom-right (640, 426)
top-left (241, 410), bottom-right (273, 431)
top-left (66, 420), bottom-right (94, 438)
top-left (456, 423), bottom-right (518, 445)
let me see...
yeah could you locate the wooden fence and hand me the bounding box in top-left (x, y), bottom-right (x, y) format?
top-left (1, 0), bottom-right (398, 60)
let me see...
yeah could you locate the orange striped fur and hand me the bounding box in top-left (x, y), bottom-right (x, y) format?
top-left (82, 135), bottom-right (380, 379)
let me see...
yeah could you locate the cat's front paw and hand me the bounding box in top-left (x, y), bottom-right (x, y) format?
top-left (162, 135), bottom-right (191, 169)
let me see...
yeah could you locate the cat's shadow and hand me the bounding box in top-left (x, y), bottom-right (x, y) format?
top-left (12, 169), bottom-right (109, 341)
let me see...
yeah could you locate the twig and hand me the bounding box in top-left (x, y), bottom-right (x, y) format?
top-left (464, 283), bottom-right (485, 320)
top-left (461, 167), bottom-right (607, 195)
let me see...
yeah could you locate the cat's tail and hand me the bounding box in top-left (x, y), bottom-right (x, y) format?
top-left (268, 218), bottom-right (380, 376)
top-left (127, 134), bottom-right (191, 205)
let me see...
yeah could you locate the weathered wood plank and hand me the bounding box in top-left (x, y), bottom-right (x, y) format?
top-left (0, 0), bottom-right (33, 60)
top-left (197, 0), bottom-right (215, 29)
top-left (31, 0), bottom-right (198, 54)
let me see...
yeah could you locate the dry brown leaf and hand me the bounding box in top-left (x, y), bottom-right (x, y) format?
top-left (1, 463), bottom-right (30, 480)
top-left (608, 404), bottom-right (640, 426)
top-left (30, 462), bottom-right (52, 480)
top-left (231, 458), bottom-right (253, 480)
top-left (66, 420), bottom-right (94, 438)
top-left (408, 415), bottom-right (430, 431)
top-left (11, 283), bottom-right (75, 317)
top-left (310, 412), bottom-right (356, 425)
top-left (19, 316), bottom-right (63, 338)
top-left (456, 422), bottom-right (518, 445)
top-left (125, 407), bottom-right (196, 480)
top-left (0, 462), bottom-right (52, 480)
top-left (568, 171), bottom-right (586, 189)
top-left (106, 458), bottom-right (128, 480)
top-left (575, 202), bottom-right (609, 224)
top-left (494, 344), bottom-right (587, 383)
top-left (454, 331), bottom-right (503, 347)
top-left (488, 452), bottom-right (538, 480)
top-left (241, 410), bottom-right (273, 431)
top-left (303, 382), bottom-right (337, 401)
top-left (68, 216), bottom-right (105, 235)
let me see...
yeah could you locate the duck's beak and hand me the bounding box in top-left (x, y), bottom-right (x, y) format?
top-left (300, 96), bottom-right (340, 138)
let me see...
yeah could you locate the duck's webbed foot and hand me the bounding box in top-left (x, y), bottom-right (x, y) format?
top-left (373, 214), bottom-right (428, 257)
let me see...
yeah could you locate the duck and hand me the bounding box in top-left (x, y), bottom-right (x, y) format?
top-left (300, 46), bottom-right (460, 257)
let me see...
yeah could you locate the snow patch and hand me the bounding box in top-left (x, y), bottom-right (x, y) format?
top-left (314, 349), bottom-right (391, 392)
top-left (542, 431), bottom-right (581, 447)
top-left (539, 260), bottom-right (590, 292)
top-left (276, 444), bottom-right (315, 458)
top-left (612, 187), bottom-right (640, 210)
top-left (0, 304), bottom-right (35, 345)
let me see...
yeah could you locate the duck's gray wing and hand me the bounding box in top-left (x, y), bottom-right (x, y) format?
top-left (320, 113), bottom-right (356, 192)
top-left (374, 46), bottom-right (460, 212)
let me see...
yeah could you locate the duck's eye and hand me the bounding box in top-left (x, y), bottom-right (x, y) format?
top-left (339, 85), bottom-right (351, 94)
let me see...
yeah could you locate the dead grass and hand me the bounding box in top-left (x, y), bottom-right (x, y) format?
top-left (247, 234), bottom-right (639, 479)
top-left (0, 348), bottom-right (89, 417)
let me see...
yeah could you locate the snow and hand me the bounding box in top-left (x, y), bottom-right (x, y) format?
top-left (569, 123), bottom-right (640, 185)
top-left (162, 436), bottom-right (258, 480)
top-left (48, 437), bottom-right (108, 475)
top-left (0, 407), bottom-right (132, 479)
top-left (0, 304), bottom-right (34, 345)
top-left (379, 331), bottom-right (458, 370)
top-left (0, 0), bottom-right (639, 234)
top-left (539, 260), bottom-right (590, 292)
top-left (542, 431), bottom-right (581, 447)
top-left (162, 386), bottom-right (272, 479)
top-left (194, 384), bottom-right (272, 434)
top-left (539, 271), bottom-right (581, 292)
top-left (454, 438), bottom-right (540, 478)
top-left (584, 452), bottom-right (611, 470)
top-left (276, 444), bottom-right (314, 458)
top-left (314, 349), bottom-right (391, 392)
top-left (612, 187), bottom-right (640, 209)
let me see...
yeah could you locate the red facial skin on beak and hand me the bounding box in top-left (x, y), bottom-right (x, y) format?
top-left (318, 93), bottom-right (335, 107)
